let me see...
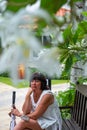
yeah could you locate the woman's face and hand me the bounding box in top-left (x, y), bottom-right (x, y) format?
top-left (31, 79), bottom-right (41, 91)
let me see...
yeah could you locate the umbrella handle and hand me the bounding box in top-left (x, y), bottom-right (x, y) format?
top-left (12, 91), bottom-right (16, 108)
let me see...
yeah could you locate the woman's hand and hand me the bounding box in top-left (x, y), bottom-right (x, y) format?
top-left (25, 88), bottom-right (33, 99)
top-left (11, 108), bottom-right (22, 117)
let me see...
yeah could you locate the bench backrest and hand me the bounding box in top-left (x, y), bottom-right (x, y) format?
top-left (72, 85), bottom-right (87, 130)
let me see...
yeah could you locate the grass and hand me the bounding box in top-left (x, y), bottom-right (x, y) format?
top-left (0, 77), bottom-right (12, 85)
top-left (0, 76), bottom-right (29, 88)
top-left (0, 76), bottom-right (69, 88)
top-left (51, 79), bottom-right (69, 85)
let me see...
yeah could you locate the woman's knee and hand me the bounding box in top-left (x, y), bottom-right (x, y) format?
top-left (14, 120), bottom-right (26, 130)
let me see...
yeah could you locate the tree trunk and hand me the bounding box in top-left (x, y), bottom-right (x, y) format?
top-left (70, 61), bottom-right (83, 87)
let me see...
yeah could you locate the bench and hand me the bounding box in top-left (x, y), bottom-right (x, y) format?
top-left (59, 84), bottom-right (87, 130)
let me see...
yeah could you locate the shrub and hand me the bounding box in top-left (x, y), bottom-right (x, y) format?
top-left (56, 88), bottom-right (75, 118)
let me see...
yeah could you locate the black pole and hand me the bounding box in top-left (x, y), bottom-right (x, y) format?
top-left (46, 78), bottom-right (51, 90)
top-left (12, 91), bottom-right (16, 108)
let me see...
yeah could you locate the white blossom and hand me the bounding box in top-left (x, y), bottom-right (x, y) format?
top-left (0, 4), bottom-right (62, 83)
top-left (28, 47), bottom-right (62, 77)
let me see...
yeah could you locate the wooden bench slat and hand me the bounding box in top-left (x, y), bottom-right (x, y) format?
top-left (60, 85), bottom-right (87, 130)
top-left (75, 91), bottom-right (80, 122)
top-left (78, 94), bottom-right (84, 125)
top-left (82, 97), bottom-right (87, 130)
top-left (62, 118), bottom-right (81, 130)
top-left (73, 90), bottom-right (78, 120)
top-left (69, 119), bottom-right (81, 130)
top-left (62, 119), bottom-right (70, 130)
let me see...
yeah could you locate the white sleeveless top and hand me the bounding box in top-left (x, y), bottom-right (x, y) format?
top-left (30, 90), bottom-right (62, 130)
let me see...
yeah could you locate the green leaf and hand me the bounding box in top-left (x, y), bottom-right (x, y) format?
top-left (74, 53), bottom-right (82, 61)
top-left (71, 29), bottom-right (80, 44)
top-left (7, 0), bottom-right (37, 12)
top-left (64, 55), bottom-right (73, 73)
top-left (34, 18), bottom-right (48, 36)
top-left (59, 49), bottom-right (69, 63)
top-left (79, 21), bottom-right (87, 34)
top-left (40, 0), bottom-right (67, 14)
top-left (63, 26), bottom-right (72, 42)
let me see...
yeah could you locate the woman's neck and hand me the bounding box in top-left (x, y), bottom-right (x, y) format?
top-left (33, 90), bottom-right (42, 103)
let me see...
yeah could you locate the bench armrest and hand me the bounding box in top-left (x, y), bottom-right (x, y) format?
top-left (59, 106), bottom-right (73, 110)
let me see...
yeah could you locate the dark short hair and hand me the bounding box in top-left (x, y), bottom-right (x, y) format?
top-left (30, 72), bottom-right (48, 90)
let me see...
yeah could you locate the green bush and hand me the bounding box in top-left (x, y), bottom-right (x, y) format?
top-left (0, 72), bottom-right (9, 77)
top-left (56, 88), bottom-right (75, 119)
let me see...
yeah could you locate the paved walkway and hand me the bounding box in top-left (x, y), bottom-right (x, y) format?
top-left (0, 82), bottom-right (70, 130)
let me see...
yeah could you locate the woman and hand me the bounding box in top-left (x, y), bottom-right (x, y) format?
top-left (10, 72), bottom-right (62, 130)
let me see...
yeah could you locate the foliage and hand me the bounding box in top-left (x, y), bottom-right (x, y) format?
top-left (57, 88), bottom-right (75, 106)
top-left (60, 68), bottom-right (70, 80)
top-left (56, 88), bottom-right (75, 118)
top-left (40, 0), bottom-right (67, 14)
top-left (7, 0), bottom-right (37, 12)
top-left (57, 18), bottom-right (87, 75)
top-left (0, 72), bottom-right (9, 77)
top-left (7, 0), bottom-right (82, 13)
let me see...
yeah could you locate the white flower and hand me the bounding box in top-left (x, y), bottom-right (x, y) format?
top-left (29, 48), bottom-right (62, 77)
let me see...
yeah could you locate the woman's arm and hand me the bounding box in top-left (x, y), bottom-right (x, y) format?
top-left (22, 88), bottom-right (32, 114)
top-left (10, 88), bottom-right (33, 117)
top-left (28, 94), bottom-right (54, 120)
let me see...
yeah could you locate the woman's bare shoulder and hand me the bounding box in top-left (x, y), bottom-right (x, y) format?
top-left (40, 92), bottom-right (54, 105)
